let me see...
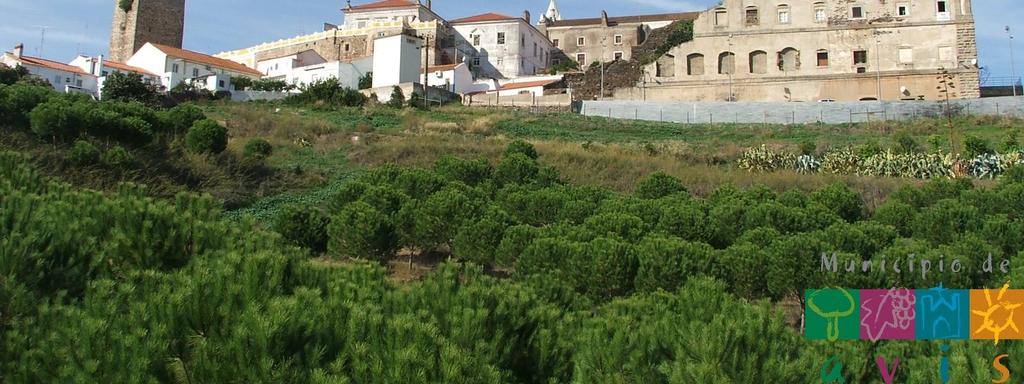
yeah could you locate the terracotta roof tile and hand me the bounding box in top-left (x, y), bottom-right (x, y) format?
top-left (498, 79), bottom-right (560, 91)
top-left (18, 56), bottom-right (91, 76)
top-left (150, 43), bottom-right (263, 76)
top-left (427, 63), bottom-right (461, 72)
top-left (347, 0), bottom-right (418, 11)
top-left (103, 60), bottom-right (158, 77)
top-left (449, 13), bottom-right (519, 24)
top-left (546, 12), bottom-right (699, 28)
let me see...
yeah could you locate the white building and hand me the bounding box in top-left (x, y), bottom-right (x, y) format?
top-left (492, 78), bottom-right (561, 97)
top-left (371, 34), bottom-right (423, 88)
top-left (69, 55), bottom-right (159, 99)
top-left (1, 44), bottom-right (97, 95)
top-left (425, 63), bottom-right (475, 94)
top-left (450, 12), bottom-right (553, 79)
top-left (342, 0), bottom-right (444, 28)
top-left (126, 43), bottom-right (263, 93)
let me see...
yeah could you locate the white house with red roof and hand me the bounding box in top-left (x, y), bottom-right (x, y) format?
top-left (425, 62), bottom-right (475, 94)
top-left (449, 11), bottom-right (552, 80)
top-left (126, 43), bottom-right (263, 93)
top-left (1, 44), bottom-right (98, 95)
top-left (342, 0), bottom-right (443, 29)
top-left (69, 55), bottom-right (160, 99)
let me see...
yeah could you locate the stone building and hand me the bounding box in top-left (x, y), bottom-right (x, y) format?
top-left (631, 0), bottom-right (979, 102)
top-left (450, 12), bottom-right (552, 79)
top-left (109, 0), bottom-right (186, 62)
top-left (539, 9), bottom-right (696, 65)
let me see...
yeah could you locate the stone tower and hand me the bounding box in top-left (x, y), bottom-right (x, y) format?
top-left (108, 0), bottom-right (185, 62)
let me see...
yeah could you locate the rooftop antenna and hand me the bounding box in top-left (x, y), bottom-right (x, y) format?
top-left (32, 25), bottom-right (50, 57)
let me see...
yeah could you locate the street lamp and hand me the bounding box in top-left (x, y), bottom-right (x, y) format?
top-left (600, 36), bottom-right (606, 100)
top-left (1008, 26), bottom-right (1018, 97)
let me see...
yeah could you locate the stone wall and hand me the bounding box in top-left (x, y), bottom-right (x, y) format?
top-left (109, 0), bottom-right (185, 62)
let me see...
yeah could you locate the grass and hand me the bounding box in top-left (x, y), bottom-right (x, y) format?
top-left (195, 101), bottom-right (1021, 217)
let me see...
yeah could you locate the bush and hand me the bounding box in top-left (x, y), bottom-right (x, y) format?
top-left (185, 119), bottom-right (228, 154)
top-left (101, 72), bottom-right (155, 103)
top-left (799, 140), bottom-right (817, 156)
top-left (635, 171), bottom-right (687, 199)
top-left (29, 100), bottom-right (80, 143)
top-left (0, 64), bottom-right (28, 85)
top-left (158, 103), bottom-right (205, 135)
top-left (68, 140), bottom-right (100, 165)
top-left (633, 235), bottom-right (713, 293)
top-left (811, 183), bottom-right (864, 222)
top-left (387, 86), bottom-right (406, 108)
top-left (358, 72), bottom-right (373, 90)
top-left (327, 201), bottom-right (398, 263)
top-left (494, 153), bottom-right (539, 185)
top-left (272, 204), bottom-right (329, 254)
top-left (964, 135), bottom-right (993, 157)
top-left (243, 138), bottom-right (273, 160)
top-left (230, 76), bottom-right (253, 91)
top-left (289, 78), bottom-right (367, 107)
top-left (0, 82), bottom-right (54, 129)
top-left (101, 145), bottom-right (134, 170)
top-left (505, 139), bottom-right (539, 160)
top-left (894, 131), bottom-right (921, 154)
top-left (434, 156), bottom-right (492, 186)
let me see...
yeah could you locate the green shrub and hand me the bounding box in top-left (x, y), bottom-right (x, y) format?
top-left (505, 139), bottom-right (539, 160)
top-left (0, 82), bottom-right (53, 129)
top-left (635, 171), bottom-right (687, 199)
top-left (159, 103), bottom-right (205, 135)
top-left (894, 131), bottom-right (921, 154)
top-left (633, 235), bottom-right (713, 293)
top-left (101, 145), bottom-right (135, 169)
top-left (243, 138), bottom-right (273, 160)
top-left (1002, 130), bottom-right (1021, 152)
top-left (289, 78), bottom-right (367, 107)
top-left (101, 71), bottom-right (155, 103)
top-left (185, 119), bottom-right (228, 154)
top-left (494, 153), bottom-right (539, 185)
top-left (964, 135), bottom-right (993, 157)
top-left (68, 140), bottom-right (100, 165)
top-left (272, 204), bottom-right (329, 254)
top-left (811, 183), bottom-right (864, 222)
top-left (0, 64), bottom-right (28, 85)
top-left (327, 201), bottom-right (398, 263)
top-left (387, 86), bottom-right (405, 108)
top-left (434, 155), bottom-right (492, 185)
top-left (358, 72), bottom-right (373, 90)
top-left (29, 100), bottom-right (80, 143)
top-left (799, 140), bottom-right (817, 156)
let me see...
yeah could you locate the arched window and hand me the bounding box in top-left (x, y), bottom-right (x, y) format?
top-left (778, 47), bottom-right (800, 72)
top-left (718, 52), bottom-right (735, 75)
top-left (745, 6), bottom-right (760, 25)
top-left (749, 50), bottom-right (767, 74)
top-left (687, 53), bottom-right (705, 76)
top-left (777, 4), bottom-right (791, 24)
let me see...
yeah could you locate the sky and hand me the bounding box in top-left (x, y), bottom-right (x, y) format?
top-left (0, 0), bottom-right (1020, 83)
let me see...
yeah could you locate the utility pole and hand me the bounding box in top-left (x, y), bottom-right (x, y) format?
top-left (599, 36), bottom-right (606, 100)
top-left (727, 35), bottom-right (735, 101)
top-left (872, 29), bottom-right (892, 100)
top-left (1008, 26), bottom-right (1018, 97)
top-left (421, 34), bottom-right (430, 110)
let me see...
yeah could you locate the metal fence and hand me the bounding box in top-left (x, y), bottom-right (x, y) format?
top-left (580, 96), bottom-right (1024, 125)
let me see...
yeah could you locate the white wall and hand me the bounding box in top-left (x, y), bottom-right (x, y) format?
top-left (1, 54), bottom-right (97, 95)
top-left (343, 6), bottom-right (440, 28)
top-left (452, 18), bottom-right (552, 79)
top-left (426, 63), bottom-right (473, 94)
top-left (289, 57), bottom-right (373, 89)
top-left (126, 44), bottom-right (170, 88)
top-left (372, 34), bottom-right (423, 88)
top-left (127, 43), bottom-right (260, 92)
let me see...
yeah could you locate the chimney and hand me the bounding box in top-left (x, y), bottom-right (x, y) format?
top-left (427, 0), bottom-right (432, 9)
top-left (13, 43), bottom-right (23, 58)
top-left (95, 54), bottom-right (105, 76)
top-left (523, 10), bottom-right (531, 23)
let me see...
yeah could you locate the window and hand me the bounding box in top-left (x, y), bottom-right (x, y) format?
top-left (614, 35), bottom-right (623, 45)
top-left (817, 50), bottom-right (829, 67)
top-left (899, 47), bottom-right (914, 64)
top-left (102, 71), bottom-right (109, 76)
top-left (576, 53), bottom-right (586, 63)
top-left (577, 37), bottom-right (585, 46)
top-left (897, 2), bottom-right (910, 16)
top-left (76, 79), bottom-right (83, 87)
top-left (749, 51), bottom-right (767, 74)
top-left (686, 53), bottom-right (703, 76)
top-left (745, 7), bottom-right (759, 25)
top-left (497, 57), bottom-right (503, 66)
top-left (814, 3), bottom-right (827, 22)
top-left (779, 48), bottom-right (800, 71)
top-left (497, 32), bottom-right (505, 45)
top-left (172, 64), bottom-right (179, 73)
top-left (613, 51), bottom-right (623, 61)
top-left (344, 43), bottom-right (351, 52)
top-left (553, 39), bottom-right (560, 47)
top-left (938, 46), bottom-right (953, 61)
top-left (777, 5), bottom-right (790, 24)
top-left (472, 35), bottom-right (480, 46)
top-left (521, 34), bottom-right (525, 46)
top-left (852, 6), bottom-right (864, 19)
top-left (936, 1), bottom-right (950, 20)
top-left (657, 54), bottom-right (676, 77)
top-left (853, 50), bottom-right (868, 71)
top-left (715, 9), bottom-right (728, 26)
top-left (937, 1), bottom-right (948, 13)
top-left (472, 57), bottom-right (481, 66)
top-left (218, 80), bottom-right (225, 88)
top-left (534, 42), bottom-right (538, 57)
top-left (65, 77), bottom-right (71, 83)
top-left (193, 68), bottom-right (199, 77)
top-left (718, 52), bottom-right (735, 75)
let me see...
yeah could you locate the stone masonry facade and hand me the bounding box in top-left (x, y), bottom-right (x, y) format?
top-left (109, 0), bottom-right (185, 63)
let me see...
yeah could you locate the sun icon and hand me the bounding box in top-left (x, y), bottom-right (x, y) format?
top-left (971, 283), bottom-right (1023, 345)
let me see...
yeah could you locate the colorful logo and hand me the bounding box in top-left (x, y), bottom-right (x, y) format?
top-left (805, 283), bottom-right (1024, 342)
